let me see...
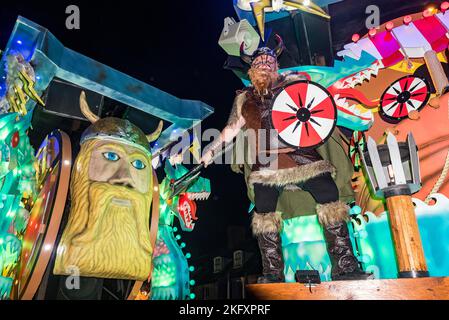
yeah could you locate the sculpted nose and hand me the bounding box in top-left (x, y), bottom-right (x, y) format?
top-left (108, 165), bottom-right (136, 190)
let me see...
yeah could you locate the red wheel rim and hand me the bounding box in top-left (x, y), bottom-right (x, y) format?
top-left (380, 76), bottom-right (430, 121)
top-left (271, 80), bottom-right (337, 149)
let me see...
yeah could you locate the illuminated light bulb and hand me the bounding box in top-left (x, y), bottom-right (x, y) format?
top-left (189, 266), bottom-right (195, 272)
top-left (64, 160), bottom-right (71, 166)
top-left (368, 28), bottom-right (377, 38)
top-left (17, 40), bottom-right (22, 45)
top-left (403, 15), bottom-right (412, 25)
top-left (190, 280), bottom-right (196, 286)
top-left (180, 242), bottom-right (186, 248)
top-left (186, 253), bottom-right (192, 259)
top-left (44, 244), bottom-right (52, 251)
top-left (442, 2), bottom-right (449, 13)
top-left (351, 33), bottom-right (360, 43)
top-left (386, 21), bottom-right (394, 31)
top-left (154, 186), bottom-right (159, 192)
top-left (173, 227), bottom-right (178, 232)
top-left (176, 235), bottom-right (181, 241)
top-left (423, 8), bottom-right (435, 18)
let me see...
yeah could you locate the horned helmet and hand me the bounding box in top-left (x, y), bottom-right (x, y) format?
top-left (79, 91), bottom-right (162, 156)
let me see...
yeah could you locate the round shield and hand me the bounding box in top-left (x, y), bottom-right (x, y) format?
top-left (380, 76), bottom-right (430, 122)
top-left (13, 130), bottom-right (71, 300)
top-left (349, 131), bottom-right (366, 171)
top-left (271, 80), bottom-right (337, 149)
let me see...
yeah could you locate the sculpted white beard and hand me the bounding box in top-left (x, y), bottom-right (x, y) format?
top-left (64, 182), bottom-right (153, 280)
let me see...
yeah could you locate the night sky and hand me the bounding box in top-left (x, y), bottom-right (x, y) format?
top-left (0, 0), bottom-right (436, 260)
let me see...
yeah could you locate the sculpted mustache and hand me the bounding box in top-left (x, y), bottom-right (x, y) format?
top-left (88, 182), bottom-right (148, 200)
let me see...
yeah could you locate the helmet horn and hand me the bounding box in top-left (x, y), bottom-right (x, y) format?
top-left (240, 42), bottom-right (253, 65)
top-left (273, 34), bottom-right (285, 58)
top-left (80, 91), bottom-right (100, 124)
top-left (146, 120), bottom-right (163, 143)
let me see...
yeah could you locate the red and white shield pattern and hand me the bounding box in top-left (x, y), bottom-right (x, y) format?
top-left (380, 76), bottom-right (430, 121)
top-left (271, 80), bottom-right (337, 149)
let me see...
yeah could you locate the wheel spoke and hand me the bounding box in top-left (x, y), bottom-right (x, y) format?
top-left (406, 100), bottom-right (416, 109)
top-left (403, 79), bottom-right (409, 91)
top-left (408, 81), bottom-right (422, 92)
top-left (392, 86), bottom-right (401, 94)
top-left (309, 118), bottom-right (321, 127)
top-left (292, 121), bottom-right (301, 133)
top-left (298, 92), bottom-right (304, 108)
top-left (283, 115), bottom-right (297, 121)
top-left (386, 102), bottom-right (398, 111)
top-left (285, 103), bottom-right (298, 112)
top-left (306, 97), bottom-right (315, 110)
top-left (398, 103), bottom-right (404, 115)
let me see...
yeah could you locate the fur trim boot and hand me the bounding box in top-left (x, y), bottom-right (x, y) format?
top-left (317, 201), bottom-right (373, 280)
top-left (252, 212), bottom-right (285, 283)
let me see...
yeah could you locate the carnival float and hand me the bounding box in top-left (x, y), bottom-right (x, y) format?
top-left (0, 0), bottom-right (449, 301)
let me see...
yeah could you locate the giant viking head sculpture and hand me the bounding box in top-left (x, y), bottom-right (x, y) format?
top-left (54, 92), bottom-right (163, 280)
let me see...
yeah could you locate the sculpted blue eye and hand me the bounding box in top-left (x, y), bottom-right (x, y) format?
top-left (132, 159), bottom-right (146, 170)
top-left (102, 152), bottom-right (120, 162)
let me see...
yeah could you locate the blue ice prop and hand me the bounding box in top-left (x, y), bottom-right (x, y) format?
top-left (281, 215), bottom-right (358, 282)
top-left (0, 16), bottom-right (214, 152)
top-left (281, 194), bottom-right (449, 281)
top-left (353, 194), bottom-right (449, 279)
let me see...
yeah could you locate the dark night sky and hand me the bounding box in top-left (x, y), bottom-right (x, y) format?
top-left (0, 0), bottom-right (436, 259)
top-left (0, 0), bottom-right (251, 258)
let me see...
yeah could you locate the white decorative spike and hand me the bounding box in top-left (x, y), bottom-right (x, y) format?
top-left (367, 137), bottom-right (389, 189)
top-left (407, 133), bottom-right (421, 187)
top-left (386, 133), bottom-right (407, 185)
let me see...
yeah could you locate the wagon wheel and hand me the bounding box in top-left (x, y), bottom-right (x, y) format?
top-left (379, 76), bottom-right (430, 123)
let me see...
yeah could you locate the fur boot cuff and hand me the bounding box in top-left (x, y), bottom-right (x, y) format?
top-left (316, 201), bottom-right (350, 226)
top-left (251, 212), bottom-right (283, 235)
top-left (248, 160), bottom-right (336, 187)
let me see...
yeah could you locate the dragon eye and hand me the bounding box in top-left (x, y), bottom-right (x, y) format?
top-left (131, 159), bottom-right (146, 170)
top-left (102, 152), bottom-right (120, 162)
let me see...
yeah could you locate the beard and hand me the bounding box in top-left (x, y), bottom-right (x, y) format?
top-left (248, 68), bottom-right (277, 95)
top-left (55, 181), bottom-right (153, 280)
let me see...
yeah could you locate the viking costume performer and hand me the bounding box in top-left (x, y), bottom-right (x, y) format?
top-left (53, 92), bottom-right (162, 299)
top-left (202, 36), bottom-right (371, 283)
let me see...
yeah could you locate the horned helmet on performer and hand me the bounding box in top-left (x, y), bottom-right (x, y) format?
top-left (240, 34), bottom-right (285, 95)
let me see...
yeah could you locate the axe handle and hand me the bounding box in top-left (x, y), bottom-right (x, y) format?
top-left (171, 163), bottom-right (205, 190)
